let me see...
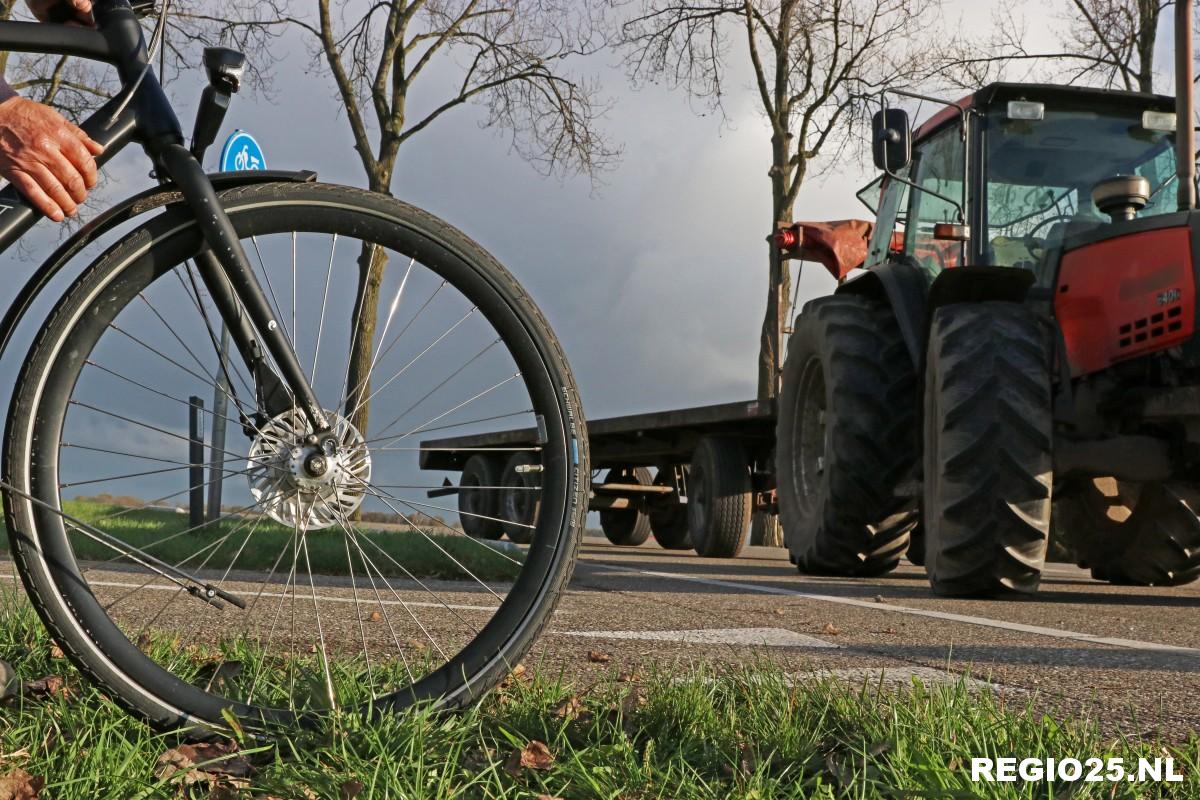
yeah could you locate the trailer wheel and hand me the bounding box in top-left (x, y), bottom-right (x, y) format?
top-left (1057, 479), bottom-right (1200, 586)
top-left (599, 467), bottom-right (653, 546)
top-left (688, 437), bottom-right (752, 558)
top-left (458, 455), bottom-right (505, 539)
top-left (648, 468), bottom-right (691, 550)
top-left (777, 295), bottom-right (917, 576)
top-left (923, 302), bottom-right (1052, 597)
top-left (500, 452), bottom-right (541, 544)
top-left (750, 512), bottom-right (784, 547)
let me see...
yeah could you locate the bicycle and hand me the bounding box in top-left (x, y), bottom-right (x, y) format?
top-left (0, 0), bottom-right (588, 735)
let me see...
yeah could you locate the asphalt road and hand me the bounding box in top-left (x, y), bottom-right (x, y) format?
top-left (545, 537), bottom-right (1200, 740)
top-left (3, 537), bottom-right (1197, 739)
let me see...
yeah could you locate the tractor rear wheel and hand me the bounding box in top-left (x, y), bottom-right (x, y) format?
top-left (648, 468), bottom-right (691, 550)
top-left (599, 467), bottom-right (654, 546)
top-left (1057, 479), bottom-right (1200, 586)
top-left (688, 436), bottom-right (752, 558)
top-left (776, 295), bottom-right (917, 577)
top-left (923, 302), bottom-right (1053, 597)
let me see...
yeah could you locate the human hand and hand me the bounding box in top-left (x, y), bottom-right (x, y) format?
top-left (0, 96), bottom-right (103, 221)
top-left (26, 0), bottom-right (94, 26)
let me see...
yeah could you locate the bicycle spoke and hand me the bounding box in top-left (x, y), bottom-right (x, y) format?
top-left (311, 233), bottom-right (338, 386)
top-left (351, 306), bottom-right (478, 416)
top-left (371, 372), bottom-right (522, 447)
top-left (338, 279), bottom-right (446, 414)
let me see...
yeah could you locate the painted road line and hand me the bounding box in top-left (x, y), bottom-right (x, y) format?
top-left (580, 562), bottom-right (1200, 656)
top-left (558, 626), bottom-right (838, 648)
top-left (0, 572), bottom-right (500, 613)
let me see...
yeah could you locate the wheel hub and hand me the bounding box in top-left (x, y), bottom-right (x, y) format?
top-left (247, 409), bottom-right (371, 529)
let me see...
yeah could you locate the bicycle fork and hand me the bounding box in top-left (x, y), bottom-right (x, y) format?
top-left (148, 47), bottom-right (331, 440)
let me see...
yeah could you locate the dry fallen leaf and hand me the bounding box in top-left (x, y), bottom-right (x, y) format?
top-left (0, 768), bottom-right (44, 800)
top-left (136, 633), bottom-right (152, 651)
top-left (587, 650), bottom-right (611, 664)
top-left (821, 623), bottom-right (841, 636)
top-left (617, 670), bottom-right (641, 683)
top-left (154, 741), bottom-right (252, 788)
top-left (405, 638), bottom-right (428, 653)
top-left (551, 695), bottom-right (583, 721)
top-left (536, 795), bottom-right (564, 800)
top-left (504, 740), bottom-right (555, 776)
top-left (366, 611), bottom-right (383, 623)
top-left (773, 607), bottom-right (785, 616)
top-left (23, 676), bottom-right (69, 701)
top-left (47, 645), bottom-right (64, 660)
top-left (340, 779), bottom-right (365, 799)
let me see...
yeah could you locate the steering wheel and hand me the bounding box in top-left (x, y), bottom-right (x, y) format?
top-left (1022, 213), bottom-right (1074, 259)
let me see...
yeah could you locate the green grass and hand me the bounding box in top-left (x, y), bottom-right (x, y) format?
top-left (1, 591), bottom-right (1196, 799)
top-left (0, 499), bottom-right (522, 583)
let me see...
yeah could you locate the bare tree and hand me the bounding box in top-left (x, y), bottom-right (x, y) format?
top-left (614, 0), bottom-right (942, 400)
top-left (941, 0), bottom-right (1173, 93)
top-left (175, 0), bottom-right (617, 436)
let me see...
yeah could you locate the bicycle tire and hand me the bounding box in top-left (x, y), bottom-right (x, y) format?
top-left (3, 181), bottom-right (589, 734)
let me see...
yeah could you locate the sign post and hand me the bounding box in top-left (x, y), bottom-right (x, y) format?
top-left (207, 131), bottom-right (267, 522)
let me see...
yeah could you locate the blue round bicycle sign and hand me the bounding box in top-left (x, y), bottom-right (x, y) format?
top-left (220, 130), bottom-right (266, 172)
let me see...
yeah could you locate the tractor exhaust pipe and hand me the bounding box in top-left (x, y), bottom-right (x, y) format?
top-left (1177, 0), bottom-right (1195, 211)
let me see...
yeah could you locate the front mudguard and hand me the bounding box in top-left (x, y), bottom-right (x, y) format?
top-left (0, 169), bottom-right (317, 362)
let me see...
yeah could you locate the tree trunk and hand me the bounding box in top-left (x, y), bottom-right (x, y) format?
top-left (757, 132), bottom-right (796, 401)
top-left (345, 242), bottom-right (389, 437)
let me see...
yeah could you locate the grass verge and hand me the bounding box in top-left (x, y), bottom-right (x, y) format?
top-left (0, 499), bottom-right (521, 582)
top-left (0, 590), bottom-right (1196, 798)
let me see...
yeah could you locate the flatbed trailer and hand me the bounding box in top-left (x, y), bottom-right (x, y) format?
top-left (420, 398), bottom-right (781, 557)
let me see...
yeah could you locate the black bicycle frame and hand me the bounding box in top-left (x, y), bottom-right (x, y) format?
top-left (0, 0), bottom-right (331, 434)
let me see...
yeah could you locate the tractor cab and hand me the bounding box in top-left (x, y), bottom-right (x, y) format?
top-left (864, 83), bottom-right (1180, 286)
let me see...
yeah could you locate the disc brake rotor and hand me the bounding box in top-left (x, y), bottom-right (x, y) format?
top-left (247, 409), bottom-right (371, 529)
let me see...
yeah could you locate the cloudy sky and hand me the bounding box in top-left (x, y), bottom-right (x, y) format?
top-left (0, 0), bottom-right (1179, 426)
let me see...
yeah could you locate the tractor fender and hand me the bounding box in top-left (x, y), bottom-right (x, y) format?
top-left (0, 169), bottom-right (317, 363)
top-left (837, 258), bottom-right (929, 368)
top-left (926, 265), bottom-right (1035, 312)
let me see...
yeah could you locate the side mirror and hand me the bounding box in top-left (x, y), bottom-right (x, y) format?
top-left (872, 108), bottom-right (912, 172)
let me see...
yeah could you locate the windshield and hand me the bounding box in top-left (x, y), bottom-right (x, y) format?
top-left (982, 105), bottom-right (1176, 273)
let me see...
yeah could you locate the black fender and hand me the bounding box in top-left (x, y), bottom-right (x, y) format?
top-left (0, 169), bottom-right (317, 362)
top-left (926, 265), bottom-right (1034, 310)
top-left (837, 262), bottom-right (1037, 368)
top-left (837, 258), bottom-right (929, 368)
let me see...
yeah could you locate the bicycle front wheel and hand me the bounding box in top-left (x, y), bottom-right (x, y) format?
top-left (3, 182), bottom-right (588, 733)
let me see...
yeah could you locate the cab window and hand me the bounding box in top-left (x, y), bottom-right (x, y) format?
top-left (904, 125), bottom-right (966, 276)
top-left (864, 169), bottom-right (910, 265)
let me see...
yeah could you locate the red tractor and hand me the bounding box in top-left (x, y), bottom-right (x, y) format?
top-left (774, 3), bottom-right (1200, 596)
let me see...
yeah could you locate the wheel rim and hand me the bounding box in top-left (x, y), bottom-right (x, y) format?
top-left (11, 186), bottom-right (580, 728)
top-left (794, 356), bottom-right (827, 516)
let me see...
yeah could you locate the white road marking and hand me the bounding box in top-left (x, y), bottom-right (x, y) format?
top-left (0, 572), bottom-right (500, 613)
top-left (558, 626), bottom-right (838, 648)
top-left (581, 562), bottom-right (1200, 656)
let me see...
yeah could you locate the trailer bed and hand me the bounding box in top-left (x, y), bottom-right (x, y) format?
top-left (419, 398), bottom-right (776, 471)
